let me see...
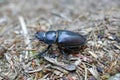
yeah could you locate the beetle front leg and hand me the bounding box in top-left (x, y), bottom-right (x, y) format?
top-left (38, 45), bottom-right (51, 58)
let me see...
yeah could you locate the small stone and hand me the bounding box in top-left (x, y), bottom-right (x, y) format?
top-left (59, 73), bottom-right (64, 77)
top-left (0, 77), bottom-right (3, 80)
top-left (96, 66), bottom-right (103, 73)
top-left (53, 70), bottom-right (61, 75)
top-left (64, 64), bottom-right (76, 71)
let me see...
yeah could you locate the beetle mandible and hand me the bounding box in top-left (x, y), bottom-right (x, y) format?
top-left (35, 30), bottom-right (86, 57)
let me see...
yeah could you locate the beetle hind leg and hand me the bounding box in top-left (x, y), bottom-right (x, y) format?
top-left (58, 47), bottom-right (69, 60)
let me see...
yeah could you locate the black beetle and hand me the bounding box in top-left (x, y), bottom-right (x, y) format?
top-left (35, 30), bottom-right (86, 57)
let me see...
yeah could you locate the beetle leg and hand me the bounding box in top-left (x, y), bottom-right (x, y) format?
top-left (58, 47), bottom-right (68, 59)
top-left (38, 45), bottom-right (51, 57)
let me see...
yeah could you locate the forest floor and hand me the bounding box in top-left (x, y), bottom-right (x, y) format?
top-left (0, 0), bottom-right (120, 80)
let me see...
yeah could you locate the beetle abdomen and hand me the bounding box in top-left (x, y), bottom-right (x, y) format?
top-left (57, 30), bottom-right (86, 47)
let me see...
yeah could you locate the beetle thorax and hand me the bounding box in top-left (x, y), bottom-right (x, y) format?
top-left (44, 31), bottom-right (57, 45)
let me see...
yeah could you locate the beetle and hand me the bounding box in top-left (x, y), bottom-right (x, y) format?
top-left (35, 30), bottom-right (86, 57)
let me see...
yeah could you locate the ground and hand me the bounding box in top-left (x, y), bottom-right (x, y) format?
top-left (0, 0), bottom-right (120, 80)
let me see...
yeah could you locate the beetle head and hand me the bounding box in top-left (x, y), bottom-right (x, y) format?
top-left (35, 31), bottom-right (45, 42)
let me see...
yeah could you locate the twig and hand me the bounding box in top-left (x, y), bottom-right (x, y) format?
top-left (88, 66), bottom-right (100, 80)
top-left (18, 16), bottom-right (31, 59)
top-left (113, 44), bottom-right (120, 50)
top-left (81, 62), bottom-right (87, 80)
top-left (25, 67), bottom-right (43, 73)
top-left (88, 51), bottom-right (98, 59)
top-left (44, 56), bottom-right (76, 71)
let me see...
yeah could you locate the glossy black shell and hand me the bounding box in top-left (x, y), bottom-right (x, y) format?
top-left (57, 30), bottom-right (86, 47)
top-left (35, 30), bottom-right (86, 47)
